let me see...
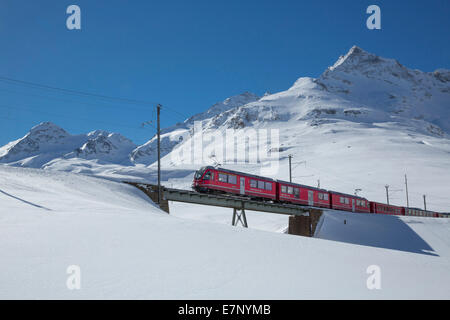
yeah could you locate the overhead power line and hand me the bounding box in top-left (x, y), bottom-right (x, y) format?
top-left (0, 103), bottom-right (143, 131)
top-left (0, 75), bottom-right (189, 121)
top-left (0, 87), bottom-right (150, 112)
top-left (0, 76), bottom-right (156, 106)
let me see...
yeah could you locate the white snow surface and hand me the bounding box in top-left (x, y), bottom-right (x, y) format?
top-left (0, 165), bottom-right (449, 299)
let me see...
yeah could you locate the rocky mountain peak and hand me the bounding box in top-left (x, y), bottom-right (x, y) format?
top-left (28, 122), bottom-right (69, 140)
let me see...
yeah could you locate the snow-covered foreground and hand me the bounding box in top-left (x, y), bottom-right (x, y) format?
top-left (0, 165), bottom-right (449, 299)
top-left (316, 210), bottom-right (450, 257)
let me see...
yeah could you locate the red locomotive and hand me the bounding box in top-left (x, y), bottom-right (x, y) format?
top-left (193, 166), bottom-right (276, 200)
top-left (192, 166), bottom-right (445, 217)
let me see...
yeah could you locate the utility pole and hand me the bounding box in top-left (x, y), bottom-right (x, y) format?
top-left (405, 174), bottom-right (409, 209)
top-left (288, 154), bottom-right (292, 183)
top-left (317, 179), bottom-right (320, 189)
top-left (423, 195), bottom-right (427, 211)
top-left (385, 185), bottom-right (390, 205)
top-left (157, 104), bottom-right (162, 207)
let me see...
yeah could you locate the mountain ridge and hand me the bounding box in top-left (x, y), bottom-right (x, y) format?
top-left (1, 45), bottom-right (449, 172)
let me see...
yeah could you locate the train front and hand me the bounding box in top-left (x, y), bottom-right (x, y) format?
top-left (192, 166), bottom-right (212, 193)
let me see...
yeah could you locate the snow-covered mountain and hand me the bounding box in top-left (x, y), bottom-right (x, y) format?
top-left (317, 46), bottom-right (450, 134)
top-left (170, 46), bottom-right (449, 136)
top-left (157, 46), bottom-right (450, 211)
top-left (0, 122), bottom-right (88, 167)
top-left (1, 46), bottom-right (449, 211)
top-left (0, 122), bottom-right (136, 167)
top-left (67, 130), bottom-right (136, 164)
top-left (130, 91), bottom-right (261, 164)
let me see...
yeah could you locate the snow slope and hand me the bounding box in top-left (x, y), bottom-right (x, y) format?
top-left (316, 210), bottom-right (450, 257)
top-left (0, 165), bottom-right (449, 299)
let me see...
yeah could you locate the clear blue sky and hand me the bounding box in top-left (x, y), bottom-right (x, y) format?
top-left (0, 0), bottom-right (449, 146)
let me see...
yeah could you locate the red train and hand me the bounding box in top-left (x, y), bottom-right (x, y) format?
top-left (192, 166), bottom-right (445, 218)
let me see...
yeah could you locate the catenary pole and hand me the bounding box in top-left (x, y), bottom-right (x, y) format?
top-left (385, 185), bottom-right (389, 205)
top-left (405, 174), bottom-right (409, 208)
top-left (157, 104), bottom-right (162, 206)
top-left (288, 155), bottom-right (292, 183)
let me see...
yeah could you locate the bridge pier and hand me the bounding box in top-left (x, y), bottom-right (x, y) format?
top-left (124, 182), bottom-right (170, 213)
top-left (232, 208), bottom-right (248, 228)
top-left (288, 209), bottom-right (323, 237)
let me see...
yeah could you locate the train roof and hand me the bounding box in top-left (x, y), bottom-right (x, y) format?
top-left (202, 166), bottom-right (276, 182)
top-left (276, 180), bottom-right (329, 193)
top-left (327, 190), bottom-right (368, 200)
top-left (370, 201), bottom-right (404, 208)
top-left (406, 207), bottom-right (439, 213)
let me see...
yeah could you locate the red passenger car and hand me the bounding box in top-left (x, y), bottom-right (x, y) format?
top-left (370, 202), bottom-right (405, 215)
top-left (192, 166), bottom-right (276, 200)
top-left (405, 207), bottom-right (438, 217)
top-left (329, 191), bottom-right (370, 213)
top-left (277, 181), bottom-right (331, 208)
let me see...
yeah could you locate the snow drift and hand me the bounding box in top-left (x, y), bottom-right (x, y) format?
top-left (0, 165), bottom-right (449, 299)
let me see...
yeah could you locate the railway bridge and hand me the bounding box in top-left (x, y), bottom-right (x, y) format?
top-left (124, 182), bottom-right (324, 237)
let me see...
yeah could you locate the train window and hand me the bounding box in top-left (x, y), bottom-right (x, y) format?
top-left (340, 197), bottom-right (344, 204)
top-left (218, 173), bottom-right (227, 183)
top-left (203, 172), bottom-right (211, 180)
top-left (345, 198), bottom-right (349, 205)
top-left (258, 180), bottom-right (265, 189)
top-left (324, 194), bottom-right (329, 201)
top-left (228, 175), bottom-right (237, 184)
top-left (194, 167), bottom-right (206, 179)
top-left (318, 193), bottom-right (323, 200)
top-left (281, 185), bottom-right (287, 193)
top-left (356, 200), bottom-right (360, 206)
top-left (265, 182), bottom-right (272, 191)
top-left (294, 188), bottom-right (299, 198)
top-left (287, 186), bottom-right (293, 194)
top-left (250, 179), bottom-right (257, 188)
